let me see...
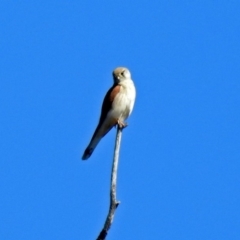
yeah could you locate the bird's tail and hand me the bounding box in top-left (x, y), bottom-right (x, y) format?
top-left (82, 121), bottom-right (115, 160)
top-left (82, 136), bottom-right (101, 160)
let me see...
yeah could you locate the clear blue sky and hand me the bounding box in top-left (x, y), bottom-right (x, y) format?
top-left (1, 1), bottom-right (240, 239)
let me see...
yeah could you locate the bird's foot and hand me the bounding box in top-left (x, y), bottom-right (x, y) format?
top-left (117, 120), bottom-right (128, 129)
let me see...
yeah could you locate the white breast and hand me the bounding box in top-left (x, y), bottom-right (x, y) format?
top-left (110, 79), bottom-right (136, 121)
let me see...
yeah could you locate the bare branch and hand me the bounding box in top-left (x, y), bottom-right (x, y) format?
top-left (96, 125), bottom-right (123, 240)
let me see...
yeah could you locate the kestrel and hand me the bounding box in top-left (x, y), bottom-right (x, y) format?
top-left (82, 67), bottom-right (136, 160)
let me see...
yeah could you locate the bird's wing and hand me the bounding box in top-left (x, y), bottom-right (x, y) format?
top-left (98, 83), bottom-right (121, 127)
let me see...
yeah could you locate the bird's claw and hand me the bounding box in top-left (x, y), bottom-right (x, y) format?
top-left (117, 120), bottom-right (128, 129)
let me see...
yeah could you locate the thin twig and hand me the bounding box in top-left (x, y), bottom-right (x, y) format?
top-left (96, 125), bottom-right (123, 240)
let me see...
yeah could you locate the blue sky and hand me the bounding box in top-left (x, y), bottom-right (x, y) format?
top-left (1, 1), bottom-right (240, 239)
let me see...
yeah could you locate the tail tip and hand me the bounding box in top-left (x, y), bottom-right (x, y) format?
top-left (82, 147), bottom-right (94, 160)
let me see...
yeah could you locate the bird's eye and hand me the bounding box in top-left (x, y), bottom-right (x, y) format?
top-left (121, 71), bottom-right (125, 76)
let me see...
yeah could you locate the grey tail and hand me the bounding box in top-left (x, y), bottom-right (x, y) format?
top-left (82, 121), bottom-right (113, 160)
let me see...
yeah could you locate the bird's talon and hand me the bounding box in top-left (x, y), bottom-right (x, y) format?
top-left (117, 120), bottom-right (128, 129)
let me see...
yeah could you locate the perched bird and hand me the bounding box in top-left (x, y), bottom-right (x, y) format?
top-left (82, 67), bottom-right (136, 160)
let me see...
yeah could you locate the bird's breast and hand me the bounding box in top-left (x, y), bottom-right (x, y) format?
top-left (110, 79), bottom-right (136, 120)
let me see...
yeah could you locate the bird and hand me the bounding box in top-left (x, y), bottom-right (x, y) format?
top-left (82, 67), bottom-right (136, 160)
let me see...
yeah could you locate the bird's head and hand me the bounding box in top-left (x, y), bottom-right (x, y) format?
top-left (112, 67), bottom-right (131, 84)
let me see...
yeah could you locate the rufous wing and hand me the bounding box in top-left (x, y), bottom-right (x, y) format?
top-left (82, 84), bottom-right (121, 160)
